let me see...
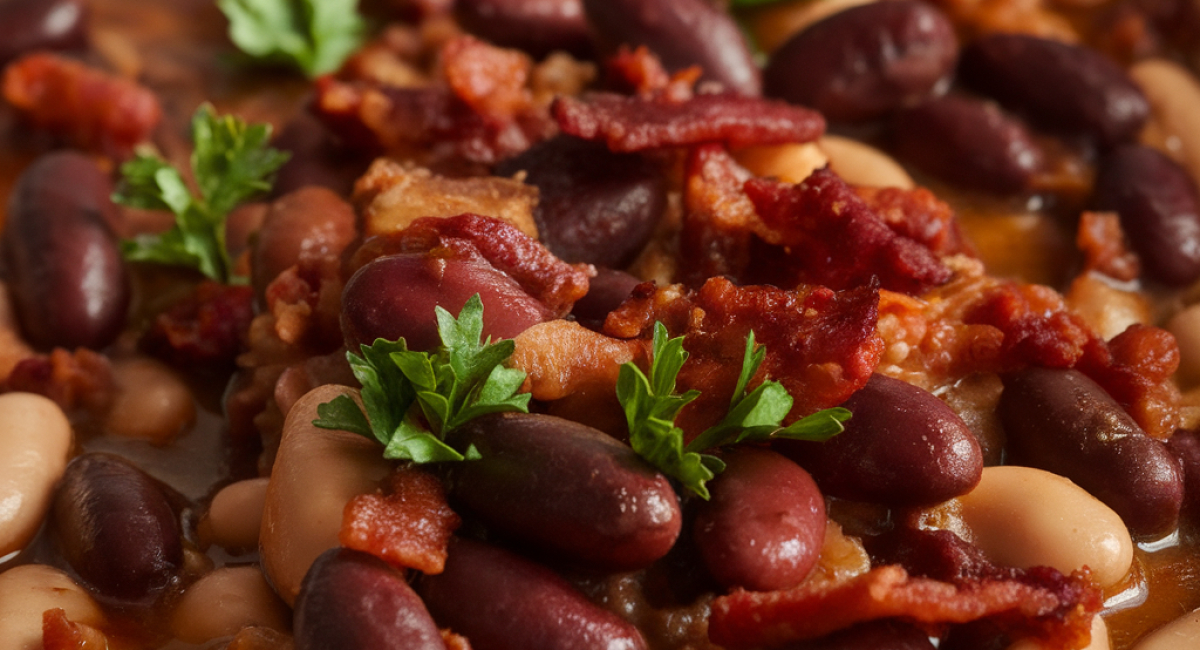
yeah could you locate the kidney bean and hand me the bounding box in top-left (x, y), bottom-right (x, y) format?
top-left (51, 453), bottom-right (183, 603)
top-left (1000, 367), bottom-right (1183, 536)
top-left (294, 548), bottom-right (446, 650)
top-left (693, 448), bottom-right (825, 591)
top-left (251, 186), bottom-right (357, 302)
top-left (958, 33), bottom-right (1149, 147)
top-left (581, 0), bottom-right (761, 96)
top-left (1132, 607), bottom-right (1200, 650)
top-left (570, 267), bottom-right (640, 328)
top-left (0, 564), bottom-right (104, 649)
top-left (1168, 430), bottom-right (1200, 521)
top-left (0, 0), bottom-right (88, 66)
top-left (456, 0), bottom-right (592, 58)
top-left (0, 393), bottom-right (72, 558)
top-left (419, 537), bottom-right (648, 650)
top-left (1091, 144), bottom-right (1200, 286)
top-left (784, 620), bottom-right (937, 650)
top-left (170, 566), bottom-right (290, 644)
top-left (891, 95), bottom-right (1044, 194)
top-left (778, 374), bottom-right (982, 507)
top-left (270, 112), bottom-right (366, 199)
top-left (957, 466), bottom-right (1134, 588)
top-left (2, 151), bottom-right (130, 350)
top-left (495, 136), bottom-right (667, 268)
top-left (445, 412), bottom-right (681, 570)
top-left (763, 0), bottom-right (958, 122)
top-left (341, 253), bottom-right (553, 351)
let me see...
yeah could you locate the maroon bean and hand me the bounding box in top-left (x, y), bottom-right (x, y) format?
top-left (581, 0), bottom-right (761, 96)
top-left (456, 0), bottom-right (592, 58)
top-left (781, 620), bottom-right (937, 650)
top-left (294, 548), bottom-right (446, 650)
top-left (570, 267), bottom-right (641, 329)
top-left (693, 448), bottom-right (824, 591)
top-left (1168, 430), bottom-right (1200, 521)
top-left (494, 136), bottom-right (666, 268)
top-left (763, 1), bottom-right (958, 122)
top-left (778, 374), bottom-right (982, 507)
top-left (2, 151), bottom-right (130, 350)
top-left (270, 112), bottom-right (366, 199)
top-left (999, 367), bottom-right (1183, 536)
top-left (958, 33), bottom-right (1149, 147)
top-left (340, 253), bottom-right (553, 351)
top-left (0, 0), bottom-right (88, 66)
top-left (419, 537), bottom-right (648, 650)
top-left (251, 186), bottom-right (357, 302)
top-left (51, 453), bottom-right (183, 603)
top-left (445, 413), bottom-right (681, 570)
top-left (1091, 144), bottom-right (1200, 286)
top-left (891, 94), bottom-right (1044, 195)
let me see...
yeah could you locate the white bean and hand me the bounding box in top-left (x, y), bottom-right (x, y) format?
top-left (956, 466), bottom-right (1134, 588)
top-left (259, 384), bottom-right (391, 605)
top-left (203, 477), bottom-right (270, 552)
top-left (170, 565), bottom-right (290, 643)
top-left (1132, 59), bottom-right (1200, 193)
top-left (0, 393), bottom-right (73, 558)
top-left (1131, 607), bottom-right (1200, 650)
top-left (1168, 303), bottom-right (1200, 387)
top-left (733, 142), bottom-right (829, 184)
top-left (0, 563), bottom-right (104, 650)
top-left (1066, 273), bottom-right (1152, 342)
top-left (1008, 615), bottom-right (1109, 650)
top-left (818, 135), bottom-right (915, 189)
top-left (748, 0), bottom-right (876, 53)
top-left (103, 356), bottom-right (196, 445)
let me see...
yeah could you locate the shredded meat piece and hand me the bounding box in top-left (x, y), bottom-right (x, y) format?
top-left (854, 185), bottom-right (975, 258)
top-left (3, 348), bottom-right (115, 415)
top-left (677, 144), bottom-right (756, 286)
top-left (141, 281), bottom-right (255, 369)
top-left (2, 52), bottom-right (161, 158)
top-left (340, 466), bottom-right (461, 574)
top-left (604, 46), bottom-right (699, 101)
top-left (510, 320), bottom-right (640, 400)
top-left (1076, 211), bottom-right (1140, 282)
top-left (42, 609), bottom-right (109, 650)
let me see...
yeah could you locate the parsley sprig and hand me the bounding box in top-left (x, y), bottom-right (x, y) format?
top-left (313, 295), bottom-right (531, 462)
top-left (113, 105), bottom-right (289, 285)
top-left (617, 323), bottom-right (850, 499)
top-left (219, 0), bottom-right (367, 78)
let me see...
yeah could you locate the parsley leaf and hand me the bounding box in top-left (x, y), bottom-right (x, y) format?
top-left (313, 295), bottom-right (529, 463)
top-left (218, 0), bottom-right (367, 77)
top-left (113, 105), bottom-right (289, 285)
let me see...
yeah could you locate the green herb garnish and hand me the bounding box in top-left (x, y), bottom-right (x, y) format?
top-left (218, 0), bottom-right (367, 78)
top-left (113, 104), bottom-right (289, 285)
top-left (617, 323), bottom-right (850, 499)
top-left (313, 295), bottom-right (531, 463)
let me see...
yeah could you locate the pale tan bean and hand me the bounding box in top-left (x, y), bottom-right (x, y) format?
top-left (1131, 607), bottom-right (1200, 650)
top-left (203, 478), bottom-right (271, 552)
top-left (747, 0), bottom-right (876, 53)
top-left (260, 384), bottom-right (391, 605)
top-left (733, 142), bottom-right (828, 184)
top-left (1132, 59), bottom-right (1200, 193)
top-left (170, 566), bottom-right (290, 643)
top-left (103, 356), bottom-right (196, 446)
top-left (1169, 304), bottom-right (1200, 387)
top-left (1066, 273), bottom-right (1152, 342)
top-left (0, 563), bottom-right (104, 650)
top-left (956, 466), bottom-right (1133, 588)
top-left (1008, 615), bottom-right (1109, 650)
top-left (819, 135), bottom-right (915, 189)
top-left (0, 392), bottom-right (72, 557)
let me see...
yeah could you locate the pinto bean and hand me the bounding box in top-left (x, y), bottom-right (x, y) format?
top-left (251, 186), bottom-right (356, 302)
top-left (419, 537), bottom-right (648, 650)
top-left (456, 0), bottom-right (592, 58)
top-left (0, 564), bottom-right (105, 650)
top-left (0, 393), bottom-right (72, 558)
top-left (0, 0), bottom-right (88, 66)
top-left (103, 357), bottom-right (196, 446)
top-left (1091, 144), bottom-right (1200, 286)
top-left (581, 0), bottom-right (761, 96)
top-left (778, 374), bottom-right (982, 507)
top-left (52, 453), bottom-right (184, 603)
top-left (170, 566), bottom-right (290, 643)
top-left (693, 448), bottom-right (825, 591)
top-left (341, 253), bottom-right (553, 351)
top-left (956, 466), bottom-right (1134, 588)
top-left (202, 477), bottom-right (270, 552)
top-left (2, 151), bottom-right (129, 350)
top-left (445, 412), bottom-right (681, 570)
top-left (763, 0), bottom-right (958, 122)
top-left (1131, 607), bottom-right (1200, 650)
top-left (259, 384), bottom-right (391, 606)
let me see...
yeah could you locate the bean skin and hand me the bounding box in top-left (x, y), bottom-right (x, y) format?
top-left (778, 374), bottom-right (982, 507)
top-left (0, 393), bottom-right (73, 559)
top-left (445, 412), bottom-right (681, 570)
top-left (1000, 367), bottom-right (1183, 536)
top-left (2, 151), bottom-right (130, 350)
top-left (294, 548), bottom-right (446, 650)
top-left (763, 0), bottom-right (958, 122)
top-left (1168, 429), bottom-right (1200, 521)
top-left (456, 0), bottom-right (592, 58)
top-left (694, 448), bottom-right (825, 591)
top-left (251, 186), bottom-right (356, 302)
top-left (419, 537), bottom-right (648, 650)
top-left (570, 267), bottom-right (641, 329)
top-left (0, 0), bottom-right (88, 66)
top-left (1091, 144), bottom-right (1200, 286)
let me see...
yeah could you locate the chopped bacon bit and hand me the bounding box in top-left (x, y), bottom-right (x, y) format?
top-left (4, 348), bottom-right (115, 414)
top-left (442, 35), bottom-right (532, 123)
top-left (855, 185), bottom-right (975, 258)
top-left (677, 144), bottom-right (756, 286)
top-left (442, 629), bottom-right (474, 650)
top-left (552, 91), bottom-right (825, 153)
top-left (43, 609), bottom-right (109, 650)
top-left (963, 282), bottom-right (1094, 369)
top-left (224, 626), bottom-right (294, 650)
top-left (141, 281), bottom-right (254, 369)
top-left (1076, 211), bottom-right (1140, 282)
top-left (340, 465), bottom-right (461, 574)
top-left (745, 171), bottom-right (953, 295)
top-left (2, 53), bottom-right (161, 158)
top-left (510, 320), bottom-right (640, 401)
top-left (605, 46), bottom-right (699, 101)
top-left (1078, 324), bottom-right (1182, 439)
top-left (264, 256), bottom-right (346, 352)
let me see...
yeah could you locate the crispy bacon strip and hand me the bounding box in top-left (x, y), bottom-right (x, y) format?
top-left (341, 466), bottom-right (461, 574)
top-left (4, 348), bottom-right (115, 414)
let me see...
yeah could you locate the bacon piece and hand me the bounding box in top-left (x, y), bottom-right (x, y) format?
top-left (443, 35), bottom-right (533, 124)
top-left (854, 185), bottom-right (975, 258)
top-left (510, 320), bottom-right (640, 400)
top-left (605, 46), bottom-right (698, 101)
top-left (745, 171), bottom-right (952, 295)
top-left (677, 144), bottom-right (756, 286)
top-left (1076, 211), bottom-right (1140, 282)
top-left (141, 281), bottom-right (254, 369)
top-left (4, 348), bottom-right (115, 414)
top-left (340, 466), bottom-right (461, 574)
top-left (42, 609), bottom-right (109, 650)
top-left (1078, 324), bottom-right (1181, 440)
top-left (2, 53), bottom-right (161, 158)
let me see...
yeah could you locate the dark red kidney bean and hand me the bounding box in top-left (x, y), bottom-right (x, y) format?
top-left (456, 0), bottom-right (592, 58)
top-left (958, 33), bottom-right (1149, 147)
top-left (270, 112), bottom-right (366, 199)
top-left (445, 412), bottom-right (681, 570)
top-left (494, 136), bottom-right (666, 268)
top-left (999, 367), bottom-right (1183, 536)
top-left (763, 1), bottom-right (958, 122)
top-left (570, 267), bottom-right (641, 329)
top-left (51, 453), bottom-right (183, 603)
top-left (1091, 144), bottom-right (1200, 286)
top-left (0, 0), bottom-right (88, 66)
top-left (294, 548), bottom-right (446, 650)
top-left (693, 448), bottom-right (825, 591)
top-left (781, 620), bottom-right (937, 650)
top-left (777, 374), bottom-right (982, 507)
top-left (1168, 429), bottom-right (1200, 521)
top-left (251, 186), bottom-right (357, 302)
top-left (891, 94), bottom-right (1044, 195)
top-left (420, 537), bottom-right (648, 650)
top-left (2, 151), bottom-right (130, 350)
top-left (581, 0), bottom-right (760, 96)
top-left (341, 253), bottom-right (553, 351)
